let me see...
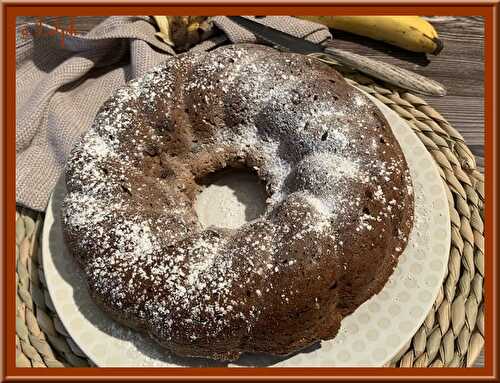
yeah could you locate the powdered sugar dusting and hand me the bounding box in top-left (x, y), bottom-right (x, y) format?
top-left (62, 44), bottom-right (414, 360)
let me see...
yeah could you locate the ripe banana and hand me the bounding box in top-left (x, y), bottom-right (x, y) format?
top-left (297, 16), bottom-right (443, 55)
top-left (153, 16), bottom-right (213, 52)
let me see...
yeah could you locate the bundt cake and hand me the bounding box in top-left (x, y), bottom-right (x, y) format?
top-left (62, 44), bottom-right (414, 361)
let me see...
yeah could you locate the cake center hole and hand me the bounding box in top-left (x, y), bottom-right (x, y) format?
top-left (194, 169), bottom-right (267, 229)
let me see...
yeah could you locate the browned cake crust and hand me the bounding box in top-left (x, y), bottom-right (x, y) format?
top-left (62, 44), bottom-right (414, 361)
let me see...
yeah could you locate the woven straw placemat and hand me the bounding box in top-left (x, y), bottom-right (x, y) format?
top-left (15, 72), bottom-right (484, 368)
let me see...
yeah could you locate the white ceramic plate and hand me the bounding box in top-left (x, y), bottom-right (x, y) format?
top-left (42, 90), bottom-right (450, 367)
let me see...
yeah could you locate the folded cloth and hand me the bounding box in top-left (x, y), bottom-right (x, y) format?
top-left (16, 16), bottom-right (331, 211)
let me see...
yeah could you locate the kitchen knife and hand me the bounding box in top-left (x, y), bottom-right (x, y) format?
top-left (228, 16), bottom-right (446, 97)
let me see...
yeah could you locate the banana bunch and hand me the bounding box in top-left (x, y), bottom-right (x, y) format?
top-left (152, 16), bottom-right (214, 52)
top-left (297, 16), bottom-right (443, 55)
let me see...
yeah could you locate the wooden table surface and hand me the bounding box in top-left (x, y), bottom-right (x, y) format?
top-left (16, 15), bottom-right (485, 367)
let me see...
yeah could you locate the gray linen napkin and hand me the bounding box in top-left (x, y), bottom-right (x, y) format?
top-left (16, 16), bottom-right (331, 211)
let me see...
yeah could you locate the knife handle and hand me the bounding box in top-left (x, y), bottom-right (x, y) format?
top-left (323, 46), bottom-right (446, 97)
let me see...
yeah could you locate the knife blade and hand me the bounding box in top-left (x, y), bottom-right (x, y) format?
top-left (228, 16), bottom-right (446, 97)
